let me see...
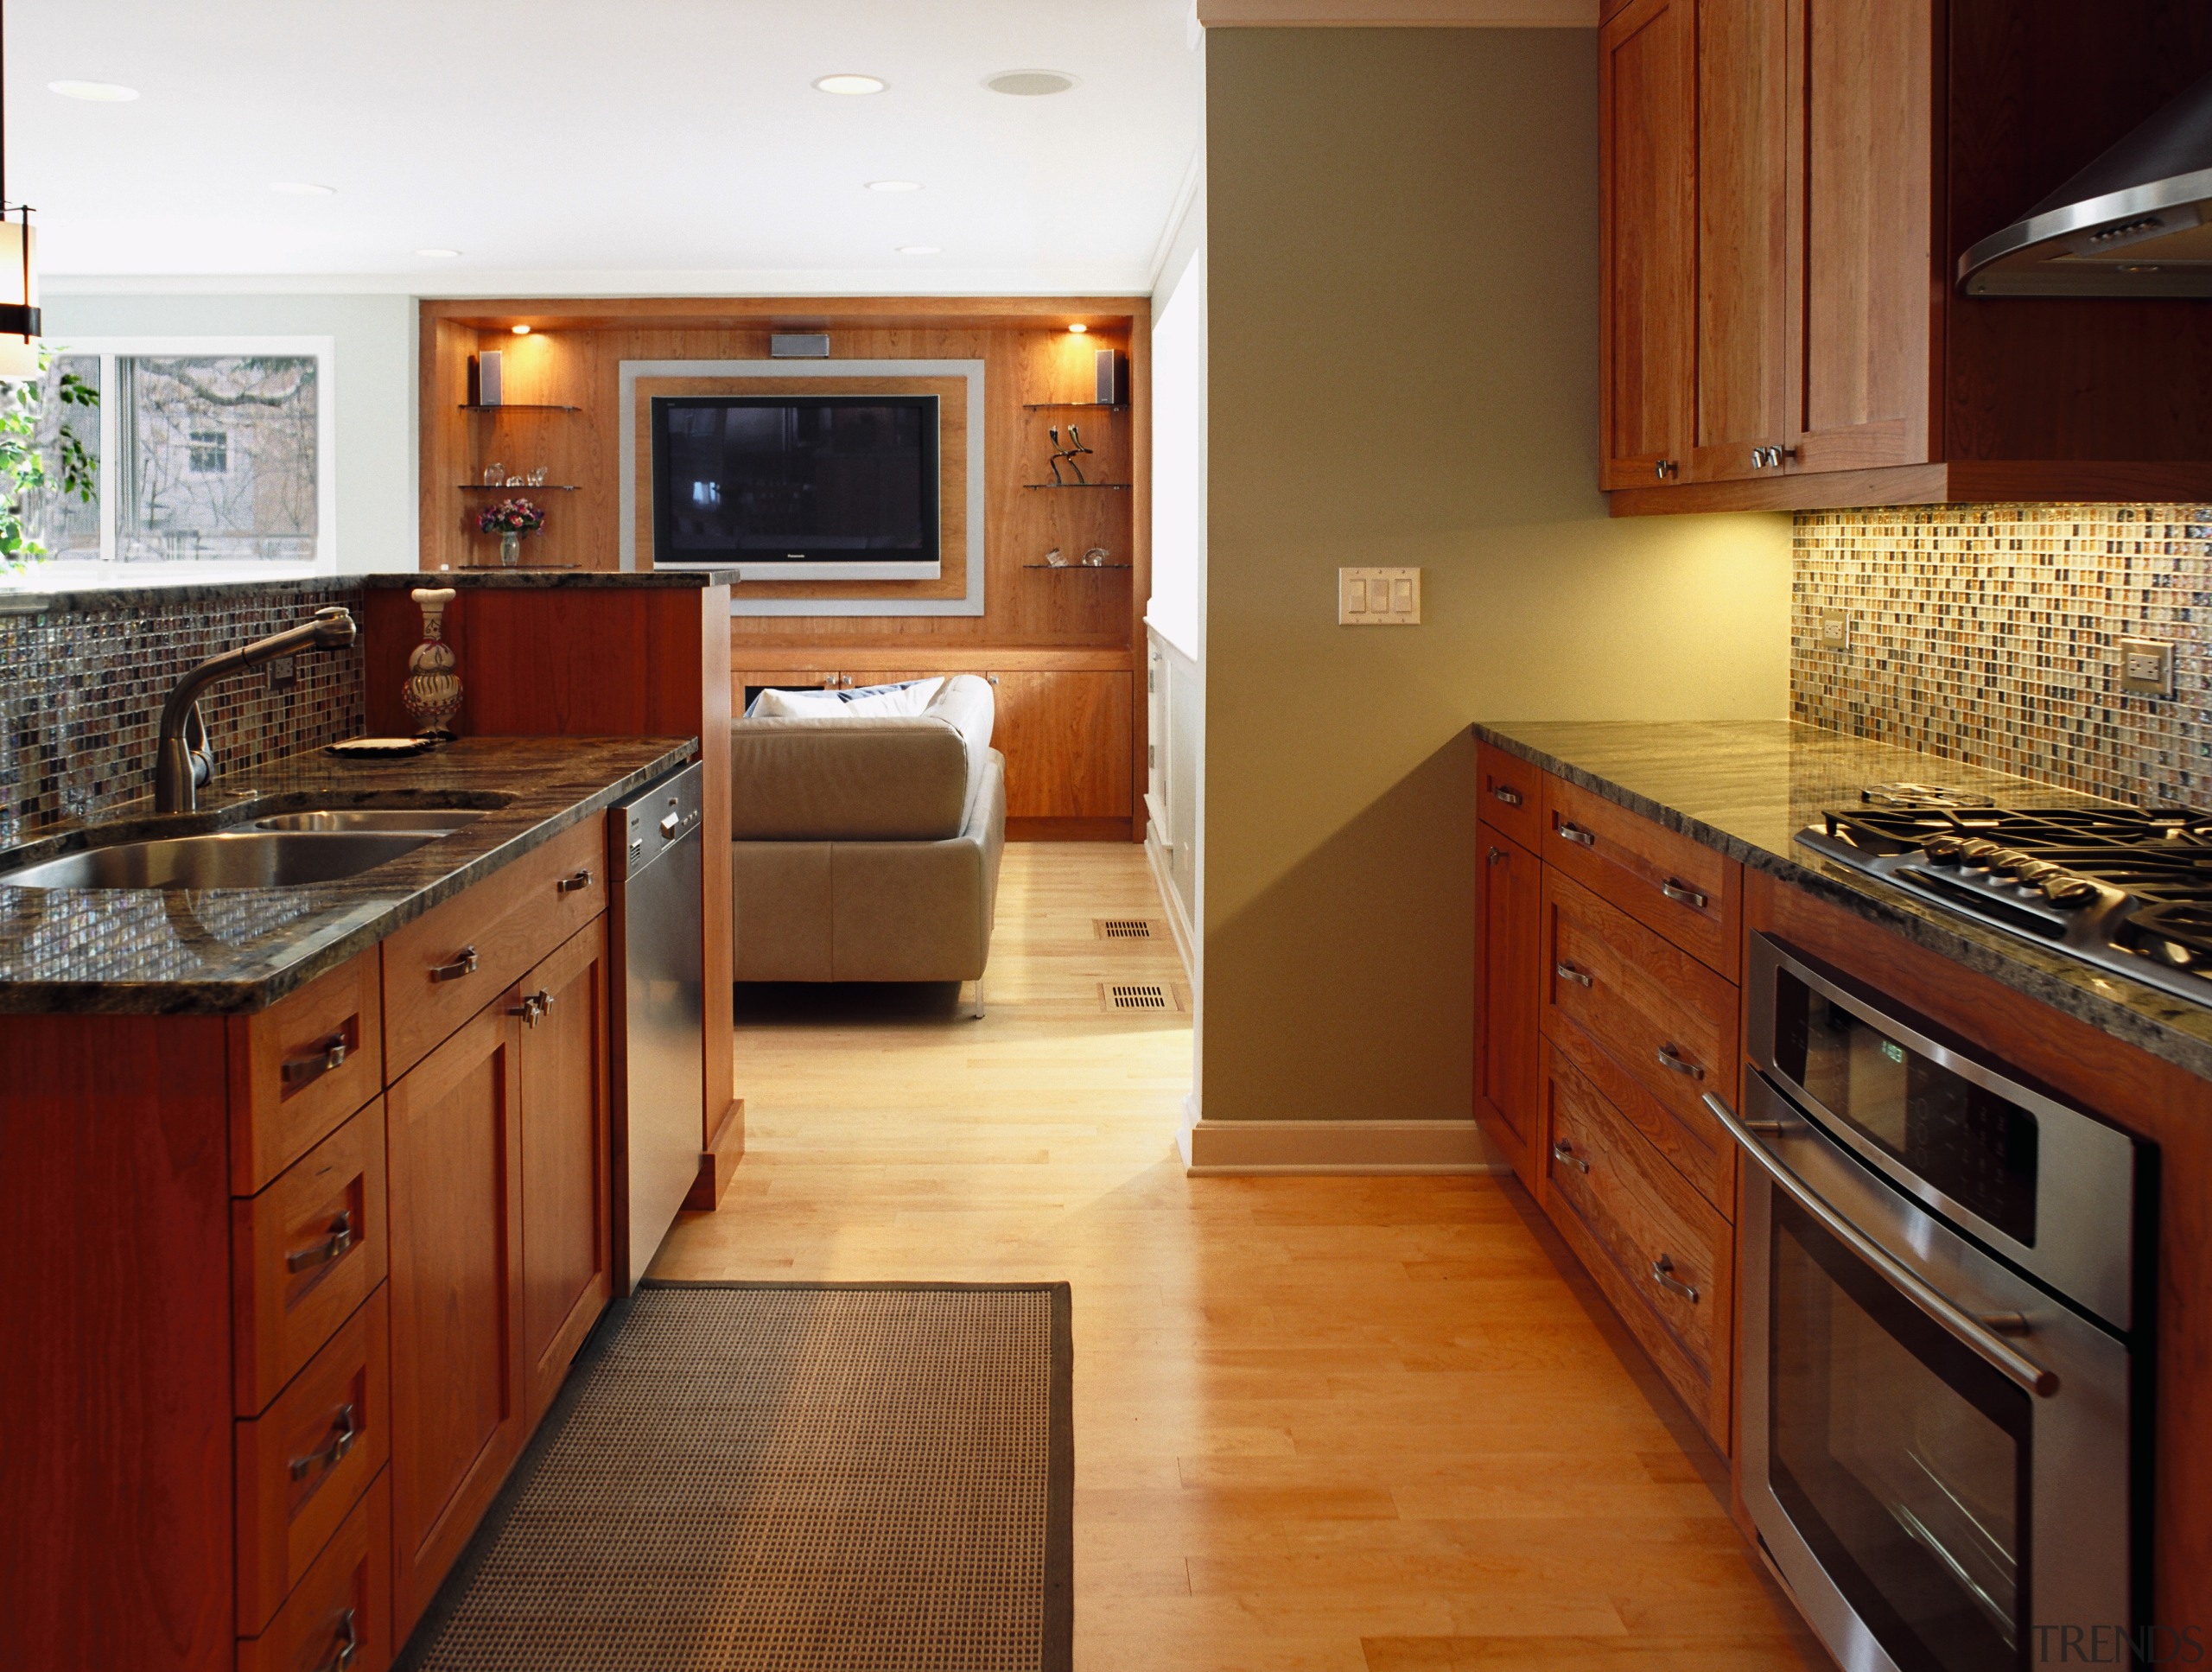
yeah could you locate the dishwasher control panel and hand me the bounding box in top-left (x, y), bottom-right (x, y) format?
top-left (618, 759), bottom-right (705, 872)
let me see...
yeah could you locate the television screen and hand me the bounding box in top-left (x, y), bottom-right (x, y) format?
top-left (650, 394), bottom-right (939, 569)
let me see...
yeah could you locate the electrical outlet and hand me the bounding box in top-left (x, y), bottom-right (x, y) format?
top-left (1339, 567), bottom-right (1421, 626)
top-left (265, 654), bottom-right (297, 691)
top-left (1817, 608), bottom-right (1850, 649)
top-left (2120, 636), bottom-right (2175, 698)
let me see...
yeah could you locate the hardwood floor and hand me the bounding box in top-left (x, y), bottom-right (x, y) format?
top-left (655, 842), bottom-right (1826, 1670)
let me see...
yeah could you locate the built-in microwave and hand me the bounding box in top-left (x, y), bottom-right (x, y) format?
top-left (1709, 934), bottom-right (2157, 1672)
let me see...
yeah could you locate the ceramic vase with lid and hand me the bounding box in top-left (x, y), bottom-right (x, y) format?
top-left (402, 587), bottom-right (462, 739)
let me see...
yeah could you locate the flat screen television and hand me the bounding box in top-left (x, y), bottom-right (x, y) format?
top-left (650, 394), bottom-right (941, 579)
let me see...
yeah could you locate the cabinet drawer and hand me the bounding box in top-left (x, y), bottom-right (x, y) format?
top-left (382, 817), bottom-right (606, 1078)
top-left (234, 1104), bottom-right (389, 1415)
top-left (228, 950), bottom-right (384, 1195)
top-left (1541, 772), bottom-right (1739, 977)
top-left (1541, 1045), bottom-right (1732, 1447)
top-left (238, 1469), bottom-right (391, 1672)
top-left (1542, 869), bottom-right (1737, 1213)
top-left (237, 1287), bottom-right (391, 1636)
top-left (1476, 741), bottom-right (1543, 851)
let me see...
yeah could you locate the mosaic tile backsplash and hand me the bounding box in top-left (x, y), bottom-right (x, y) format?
top-left (1791, 504), bottom-right (2212, 811)
top-left (0, 581), bottom-right (366, 845)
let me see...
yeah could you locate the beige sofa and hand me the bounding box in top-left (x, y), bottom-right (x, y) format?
top-left (729, 675), bottom-right (1006, 1000)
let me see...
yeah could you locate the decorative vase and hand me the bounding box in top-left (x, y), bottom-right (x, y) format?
top-left (499, 530), bottom-right (522, 569)
top-left (401, 587), bottom-right (462, 739)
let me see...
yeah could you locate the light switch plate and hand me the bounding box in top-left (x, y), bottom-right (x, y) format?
top-left (2120, 636), bottom-right (2175, 698)
top-left (1817, 608), bottom-right (1850, 649)
top-left (1339, 566), bottom-right (1421, 626)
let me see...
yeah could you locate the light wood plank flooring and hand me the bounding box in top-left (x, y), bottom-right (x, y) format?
top-left (656, 842), bottom-right (1827, 1670)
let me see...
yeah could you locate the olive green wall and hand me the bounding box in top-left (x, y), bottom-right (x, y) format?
top-left (1201, 27), bottom-right (1790, 1128)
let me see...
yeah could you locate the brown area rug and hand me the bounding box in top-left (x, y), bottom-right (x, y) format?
top-left (397, 1281), bottom-right (1074, 1672)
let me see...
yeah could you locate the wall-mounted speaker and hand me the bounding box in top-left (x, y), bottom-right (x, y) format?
top-left (1095, 348), bottom-right (1127, 406)
top-left (771, 334), bottom-right (832, 359)
top-left (470, 350), bottom-right (503, 405)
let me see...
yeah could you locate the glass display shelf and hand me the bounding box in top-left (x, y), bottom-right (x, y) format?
top-left (1021, 401), bottom-right (1127, 410)
top-left (1023, 563), bottom-right (1132, 570)
top-left (457, 483), bottom-right (580, 491)
top-left (1020, 482), bottom-right (1133, 491)
top-left (458, 403), bottom-right (582, 412)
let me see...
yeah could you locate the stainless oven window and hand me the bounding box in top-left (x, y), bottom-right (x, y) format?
top-left (1770, 1192), bottom-right (2034, 1672)
top-left (1772, 970), bottom-right (2040, 1246)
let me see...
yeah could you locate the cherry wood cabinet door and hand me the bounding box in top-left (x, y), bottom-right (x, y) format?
top-left (988, 671), bottom-right (1133, 821)
top-left (518, 920), bottom-right (613, 1431)
top-left (1786, 0), bottom-right (1936, 472)
top-left (1688, 0), bottom-right (1789, 484)
top-left (1476, 823), bottom-right (1543, 1194)
top-left (385, 1001), bottom-right (524, 1642)
top-left (1599, 0), bottom-right (1697, 492)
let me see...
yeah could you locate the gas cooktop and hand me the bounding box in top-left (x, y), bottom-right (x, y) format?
top-left (1796, 796), bottom-right (2212, 1009)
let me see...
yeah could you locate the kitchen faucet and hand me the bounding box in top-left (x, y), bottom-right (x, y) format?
top-left (155, 607), bottom-right (359, 812)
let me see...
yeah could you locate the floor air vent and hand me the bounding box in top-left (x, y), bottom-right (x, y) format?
top-left (1102, 982), bottom-right (1179, 1013)
top-left (1095, 919), bottom-right (1156, 940)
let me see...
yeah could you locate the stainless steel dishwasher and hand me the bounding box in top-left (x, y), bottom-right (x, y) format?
top-left (609, 759), bottom-right (706, 1293)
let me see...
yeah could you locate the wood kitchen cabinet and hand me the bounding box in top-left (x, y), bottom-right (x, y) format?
top-left (1476, 821), bottom-right (1542, 1192)
top-left (1605, 0), bottom-right (2212, 513)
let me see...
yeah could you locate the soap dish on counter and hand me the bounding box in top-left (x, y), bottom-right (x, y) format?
top-left (325, 736), bottom-right (441, 760)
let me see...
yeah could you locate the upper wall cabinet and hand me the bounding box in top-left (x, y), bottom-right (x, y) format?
top-left (1604, 0), bottom-right (2212, 514)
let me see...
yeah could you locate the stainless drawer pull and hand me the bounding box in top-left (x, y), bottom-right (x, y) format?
top-left (1655, 1042), bottom-right (1704, 1079)
top-left (1703, 1090), bottom-right (2060, 1397)
top-left (1550, 1139), bottom-right (1590, 1174)
top-left (285, 1211), bottom-right (355, 1274)
top-left (1554, 961), bottom-right (1592, 988)
top-left (429, 944), bottom-right (479, 982)
top-left (313, 1609), bottom-right (359, 1672)
top-left (1487, 846), bottom-right (1507, 865)
top-left (1491, 785), bottom-right (1524, 807)
top-left (1660, 878), bottom-right (1708, 909)
top-left (280, 1033), bottom-right (349, 1088)
top-left (556, 868), bottom-right (594, 893)
top-left (1558, 822), bottom-right (1596, 848)
top-left (289, 1402), bottom-right (359, 1481)
top-left (1650, 1254), bottom-right (1700, 1304)
top-left (511, 989), bottom-right (555, 1028)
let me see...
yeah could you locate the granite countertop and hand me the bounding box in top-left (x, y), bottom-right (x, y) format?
top-left (361, 569), bottom-right (741, 589)
top-left (1474, 719), bottom-right (2212, 1082)
top-left (0, 735), bottom-right (694, 1015)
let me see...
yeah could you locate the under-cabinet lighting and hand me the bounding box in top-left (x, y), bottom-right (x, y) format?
top-left (1067, 323), bottom-right (1089, 334)
top-left (512, 324), bottom-right (531, 335)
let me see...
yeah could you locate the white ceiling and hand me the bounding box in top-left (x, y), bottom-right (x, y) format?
top-left (15, 0), bottom-right (1205, 296)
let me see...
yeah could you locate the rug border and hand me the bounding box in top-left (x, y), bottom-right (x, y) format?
top-left (393, 1278), bottom-right (1076, 1672)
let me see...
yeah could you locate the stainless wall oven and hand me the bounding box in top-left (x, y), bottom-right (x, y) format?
top-left (1710, 934), bottom-right (2155, 1672)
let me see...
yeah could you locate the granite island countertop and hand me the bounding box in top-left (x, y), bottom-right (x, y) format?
top-left (0, 734), bottom-right (694, 1015)
top-left (1473, 719), bottom-right (2212, 1083)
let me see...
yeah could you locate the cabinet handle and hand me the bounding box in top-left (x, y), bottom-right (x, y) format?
top-left (510, 989), bottom-right (554, 1028)
top-left (1554, 961), bottom-right (1592, 988)
top-left (556, 868), bottom-right (593, 894)
top-left (1558, 822), bottom-right (1596, 848)
top-left (1653, 459), bottom-right (1679, 481)
top-left (285, 1211), bottom-right (355, 1274)
top-left (1659, 877), bottom-right (1708, 909)
top-left (1655, 1042), bottom-right (1704, 1079)
top-left (429, 944), bottom-right (479, 982)
top-left (289, 1402), bottom-right (359, 1481)
top-left (1490, 784), bottom-right (1524, 807)
top-left (311, 1609), bottom-right (359, 1672)
top-left (1551, 1139), bottom-right (1590, 1174)
top-left (1650, 1254), bottom-right (1700, 1304)
top-left (1487, 846), bottom-right (1508, 865)
top-left (280, 1032), bottom-right (349, 1089)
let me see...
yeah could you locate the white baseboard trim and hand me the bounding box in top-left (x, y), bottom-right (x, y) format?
top-left (1143, 830), bottom-right (1197, 982)
top-left (1181, 1114), bottom-right (1509, 1175)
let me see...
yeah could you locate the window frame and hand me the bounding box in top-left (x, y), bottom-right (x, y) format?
top-left (48, 334), bottom-right (338, 576)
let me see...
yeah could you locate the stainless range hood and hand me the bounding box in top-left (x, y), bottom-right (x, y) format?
top-left (1960, 65), bottom-right (2212, 296)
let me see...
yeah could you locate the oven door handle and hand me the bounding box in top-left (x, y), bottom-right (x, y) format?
top-left (1703, 1090), bottom-right (2061, 1399)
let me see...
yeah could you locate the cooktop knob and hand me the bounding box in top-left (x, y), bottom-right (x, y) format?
top-left (1959, 839), bottom-right (2001, 868)
top-left (1987, 848), bottom-right (2031, 875)
top-left (2014, 858), bottom-right (2062, 885)
top-left (2041, 875), bottom-right (2101, 908)
top-left (1921, 835), bottom-right (1967, 865)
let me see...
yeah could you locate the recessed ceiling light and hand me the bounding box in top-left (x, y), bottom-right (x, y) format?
top-left (984, 70), bottom-right (1078, 97)
top-left (1067, 323), bottom-right (1089, 334)
top-left (416, 248), bottom-right (462, 258)
top-left (49, 80), bottom-right (138, 103)
top-left (270, 181), bottom-right (336, 197)
top-left (512, 324), bottom-right (531, 335)
top-left (813, 73), bottom-right (887, 96)
top-left (896, 245), bottom-right (942, 256)
top-left (867, 180), bottom-right (923, 193)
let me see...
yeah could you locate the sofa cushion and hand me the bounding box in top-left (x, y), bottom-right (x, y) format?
top-left (747, 677), bottom-right (944, 719)
top-left (729, 674), bottom-right (997, 842)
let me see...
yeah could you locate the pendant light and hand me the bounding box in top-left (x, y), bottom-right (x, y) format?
top-left (0, 0), bottom-right (43, 382)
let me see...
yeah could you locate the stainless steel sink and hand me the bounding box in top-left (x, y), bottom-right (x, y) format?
top-left (2, 830), bottom-right (435, 890)
top-left (251, 808), bottom-right (486, 835)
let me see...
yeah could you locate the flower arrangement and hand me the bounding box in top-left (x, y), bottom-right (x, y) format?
top-left (477, 498), bottom-right (545, 537)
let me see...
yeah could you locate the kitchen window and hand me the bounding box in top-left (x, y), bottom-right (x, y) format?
top-left (22, 337), bottom-right (337, 575)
